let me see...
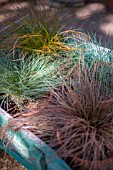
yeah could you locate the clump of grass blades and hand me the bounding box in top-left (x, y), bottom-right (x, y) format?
top-left (9, 7), bottom-right (95, 60)
top-left (9, 7), bottom-right (70, 57)
top-left (0, 53), bottom-right (60, 110)
top-left (65, 30), bottom-right (112, 63)
top-left (8, 59), bottom-right (113, 170)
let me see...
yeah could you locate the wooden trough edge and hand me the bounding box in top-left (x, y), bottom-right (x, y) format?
top-left (0, 107), bottom-right (71, 170)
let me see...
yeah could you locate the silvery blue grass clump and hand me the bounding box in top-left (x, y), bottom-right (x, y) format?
top-left (65, 32), bottom-right (112, 64)
top-left (0, 53), bottom-right (61, 109)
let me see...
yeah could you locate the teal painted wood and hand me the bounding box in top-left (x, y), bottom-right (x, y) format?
top-left (0, 140), bottom-right (32, 170)
top-left (0, 108), bottom-right (72, 170)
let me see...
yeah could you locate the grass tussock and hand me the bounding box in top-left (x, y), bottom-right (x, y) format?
top-left (1, 5), bottom-right (100, 60)
top-left (0, 53), bottom-right (60, 111)
top-left (6, 7), bottom-right (72, 57)
top-left (7, 59), bottom-right (113, 170)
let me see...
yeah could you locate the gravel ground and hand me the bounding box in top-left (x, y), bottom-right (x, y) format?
top-left (0, 152), bottom-right (26, 170)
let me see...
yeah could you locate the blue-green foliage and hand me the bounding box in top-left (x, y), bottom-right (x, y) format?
top-left (0, 53), bottom-right (60, 107)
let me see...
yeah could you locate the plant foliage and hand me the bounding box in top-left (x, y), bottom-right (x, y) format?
top-left (8, 59), bottom-right (113, 170)
top-left (0, 53), bottom-right (60, 109)
top-left (10, 7), bottom-right (71, 57)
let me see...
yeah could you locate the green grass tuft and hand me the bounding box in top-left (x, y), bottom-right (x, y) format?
top-left (0, 53), bottom-right (61, 109)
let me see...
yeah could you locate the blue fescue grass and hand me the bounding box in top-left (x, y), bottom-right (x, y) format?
top-left (0, 53), bottom-right (61, 109)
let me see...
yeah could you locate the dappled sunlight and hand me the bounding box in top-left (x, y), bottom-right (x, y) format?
top-left (35, 4), bottom-right (50, 11)
top-left (4, 2), bottom-right (29, 11)
top-left (58, 2), bottom-right (113, 48)
top-left (0, 13), bottom-right (15, 23)
top-left (100, 14), bottom-right (113, 36)
top-left (0, 1), bottom-right (113, 47)
top-left (0, 1), bottom-right (29, 24)
top-left (75, 3), bottom-right (105, 18)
